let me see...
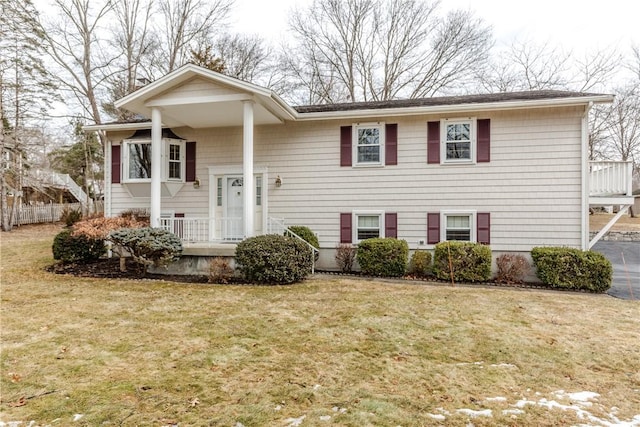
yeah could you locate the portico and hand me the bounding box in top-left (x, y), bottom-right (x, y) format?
top-left (111, 64), bottom-right (297, 238)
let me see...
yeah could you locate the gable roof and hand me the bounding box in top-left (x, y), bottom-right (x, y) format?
top-left (85, 64), bottom-right (613, 131)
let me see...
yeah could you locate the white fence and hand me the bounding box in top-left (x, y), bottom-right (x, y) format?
top-left (15, 202), bottom-right (104, 225)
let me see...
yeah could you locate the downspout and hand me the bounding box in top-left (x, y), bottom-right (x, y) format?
top-left (581, 102), bottom-right (593, 250)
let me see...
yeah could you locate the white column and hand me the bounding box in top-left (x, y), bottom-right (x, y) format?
top-left (150, 107), bottom-right (162, 227)
top-left (243, 100), bottom-right (255, 238)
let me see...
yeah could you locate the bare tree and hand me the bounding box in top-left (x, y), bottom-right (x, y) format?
top-left (283, 0), bottom-right (492, 104)
top-left (153, 0), bottom-right (234, 74)
top-left (1, 0), bottom-right (59, 230)
top-left (39, 0), bottom-right (115, 133)
top-left (215, 33), bottom-right (270, 82)
top-left (476, 38), bottom-right (571, 92)
top-left (606, 85), bottom-right (640, 163)
top-left (102, 0), bottom-right (155, 121)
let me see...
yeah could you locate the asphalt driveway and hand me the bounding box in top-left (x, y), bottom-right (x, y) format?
top-left (592, 241), bottom-right (640, 300)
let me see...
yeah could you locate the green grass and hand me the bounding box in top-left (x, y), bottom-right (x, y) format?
top-left (1, 224), bottom-right (639, 426)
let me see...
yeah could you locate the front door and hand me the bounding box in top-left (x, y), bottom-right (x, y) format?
top-left (225, 177), bottom-right (244, 239)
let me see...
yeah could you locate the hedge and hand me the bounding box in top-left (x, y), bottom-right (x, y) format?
top-left (433, 241), bottom-right (492, 283)
top-left (356, 238), bottom-right (408, 277)
top-left (52, 229), bottom-right (105, 264)
top-left (235, 234), bottom-right (312, 284)
top-left (531, 247), bottom-right (612, 292)
top-left (108, 227), bottom-right (182, 273)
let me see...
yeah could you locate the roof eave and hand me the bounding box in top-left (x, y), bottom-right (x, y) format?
top-left (294, 94), bottom-right (615, 121)
top-left (84, 122), bottom-right (152, 132)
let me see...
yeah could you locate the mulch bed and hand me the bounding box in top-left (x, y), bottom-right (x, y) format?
top-left (45, 260), bottom-right (599, 294)
top-left (46, 258), bottom-right (209, 283)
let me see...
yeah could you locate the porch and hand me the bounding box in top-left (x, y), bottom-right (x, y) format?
top-left (589, 160), bottom-right (634, 205)
top-left (588, 160), bottom-right (636, 249)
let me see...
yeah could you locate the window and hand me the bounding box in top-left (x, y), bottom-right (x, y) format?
top-left (354, 212), bottom-right (384, 242)
top-left (217, 178), bottom-right (223, 206)
top-left (353, 123), bottom-right (385, 166)
top-left (441, 119), bottom-right (475, 163)
top-left (168, 143), bottom-right (181, 180)
top-left (446, 215), bottom-right (471, 241)
top-left (442, 212), bottom-right (475, 242)
top-left (128, 142), bottom-right (152, 179)
top-left (256, 176), bottom-right (262, 206)
top-left (122, 139), bottom-right (185, 182)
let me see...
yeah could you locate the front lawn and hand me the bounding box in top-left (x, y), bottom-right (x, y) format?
top-left (1, 224), bottom-right (639, 426)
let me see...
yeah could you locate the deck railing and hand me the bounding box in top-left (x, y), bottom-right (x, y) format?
top-left (589, 161), bottom-right (633, 196)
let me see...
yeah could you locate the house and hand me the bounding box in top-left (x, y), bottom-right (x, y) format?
top-left (86, 64), bottom-right (634, 272)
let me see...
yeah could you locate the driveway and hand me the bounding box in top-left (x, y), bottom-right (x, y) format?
top-left (592, 241), bottom-right (640, 300)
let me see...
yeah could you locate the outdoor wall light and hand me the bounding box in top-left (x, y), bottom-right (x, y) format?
top-left (275, 175), bottom-right (282, 187)
top-left (193, 178), bottom-right (200, 189)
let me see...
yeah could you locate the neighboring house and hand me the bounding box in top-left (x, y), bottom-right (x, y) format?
top-left (86, 64), bottom-right (634, 271)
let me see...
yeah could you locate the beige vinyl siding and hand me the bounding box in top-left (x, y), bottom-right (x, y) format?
top-left (108, 105), bottom-right (584, 253)
top-left (153, 77), bottom-right (237, 102)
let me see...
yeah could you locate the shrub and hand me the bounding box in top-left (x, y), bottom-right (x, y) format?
top-left (60, 207), bottom-right (83, 227)
top-left (108, 227), bottom-right (182, 274)
top-left (208, 257), bottom-right (234, 284)
top-left (52, 229), bottom-right (105, 264)
top-left (408, 250), bottom-right (432, 277)
top-left (531, 247), bottom-right (612, 292)
top-left (356, 238), bottom-right (408, 277)
top-left (433, 241), bottom-right (492, 283)
top-left (72, 216), bottom-right (148, 240)
top-left (335, 243), bottom-right (357, 273)
top-left (495, 253), bottom-right (530, 284)
top-left (235, 234), bottom-right (312, 284)
top-left (119, 208), bottom-right (150, 221)
top-left (287, 225), bottom-right (319, 261)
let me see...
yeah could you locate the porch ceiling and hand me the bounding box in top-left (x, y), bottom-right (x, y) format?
top-left (153, 99), bottom-right (285, 128)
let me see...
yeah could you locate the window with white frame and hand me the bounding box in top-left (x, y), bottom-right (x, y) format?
top-left (128, 142), bottom-right (152, 179)
top-left (168, 143), bottom-right (182, 180)
top-left (122, 139), bottom-right (185, 182)
top-left (442, 119), bottom-right (475, 163)
top-left (354, 123), bottom-right (385, 166)
top-left (355, 212), bottom-right (383, 242)
top-left (442, 212), bottom-right (475, 242)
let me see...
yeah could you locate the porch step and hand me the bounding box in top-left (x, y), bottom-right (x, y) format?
top-left (182, 243), bottom-right (237, 257)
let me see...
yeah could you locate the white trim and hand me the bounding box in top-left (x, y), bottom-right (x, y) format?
top-left (352, 122), bottom-right (385, 167)
top-left (145, 93), bottom-right (253, 107)
top-left (85, 92), bottom-right (613, 132)
top-left (441, 210), bottom-right (477, 243)
top-left (440, 118), bottom-right (476, 164)
top-left (294, 95), bottom-right (614, 122)
top-left (581, 103), bottom-right (592, 250)
top-left (352, 210), bottom-right (385, 243)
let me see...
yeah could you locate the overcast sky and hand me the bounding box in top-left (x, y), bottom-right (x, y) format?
top-left (231, 0), bottom-right (639, 60)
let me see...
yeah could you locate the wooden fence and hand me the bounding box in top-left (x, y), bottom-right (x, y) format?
top-left (15, 202), bottom-right (104, 225)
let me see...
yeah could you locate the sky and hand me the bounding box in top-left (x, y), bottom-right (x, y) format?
top-left (231, 0), bottom-right (639, 60)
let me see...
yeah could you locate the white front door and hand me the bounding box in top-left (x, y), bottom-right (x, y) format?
top-left (226, 176), bottom-right (244, 239)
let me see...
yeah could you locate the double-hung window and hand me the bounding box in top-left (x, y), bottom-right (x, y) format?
top-left (353, 211), bottom-right (384, 242)
top-left (442, 211), bottom-right (475, 242)
top-left (353, 123), bottom-right (385, 166)
top-left (168, 143), bottom-right (182, 180)
top-left (441, 119), bottom-right (475, 163)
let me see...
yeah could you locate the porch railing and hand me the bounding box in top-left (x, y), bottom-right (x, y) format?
top-left (158, 217), bottom-right (243, 242)
top-left (589, 161), bottom-right (633, 196)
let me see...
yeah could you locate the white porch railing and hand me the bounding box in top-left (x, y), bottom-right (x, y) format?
top-left (589, 161), bottom-right (633, 196)
top-left (158, 217), bottom-right (245, 242)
